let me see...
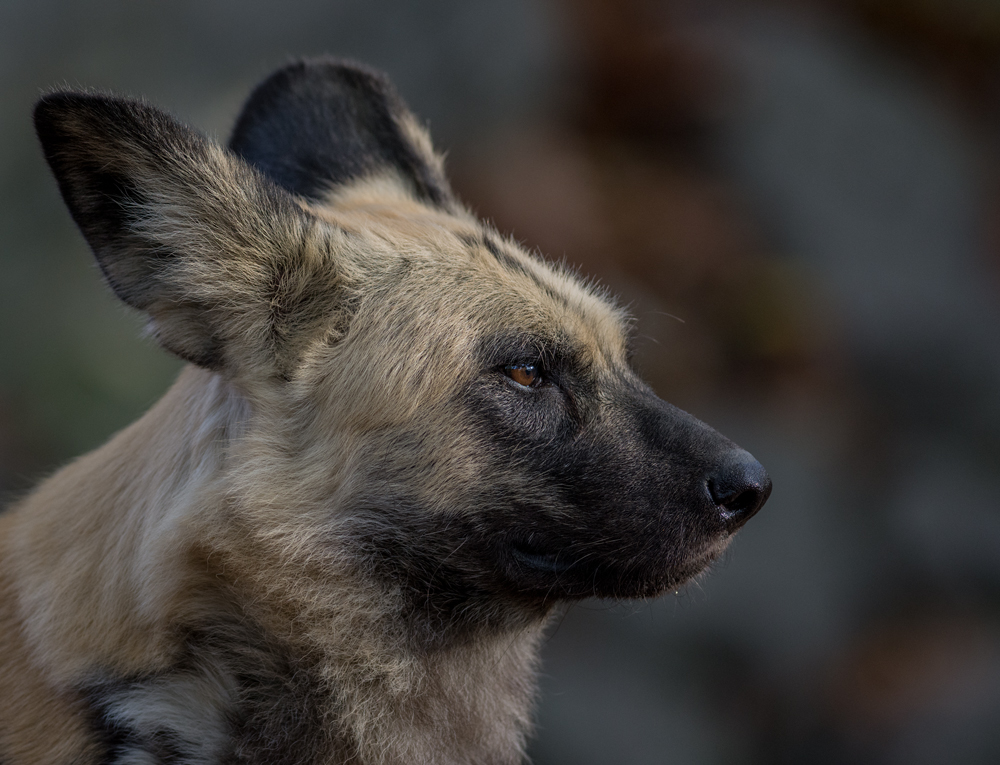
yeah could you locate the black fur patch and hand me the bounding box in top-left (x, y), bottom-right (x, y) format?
top-left (225, 647), bottom-right (334, 764)
top-left (477, 395), bottom-right (712, 595)
top-left (345, 503), bottom-right (537, 647)
top-left (82, 626), bottom-right (334, 765)
top-left (230, 58), bottom-right (454, 208)
top-left (86, 683), bottom-right (187, 765)
top-left (354, 361), bottom-right (740, 609)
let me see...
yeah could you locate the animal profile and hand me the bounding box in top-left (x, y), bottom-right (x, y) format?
top-left (0, 58), bottom-right (770, 764)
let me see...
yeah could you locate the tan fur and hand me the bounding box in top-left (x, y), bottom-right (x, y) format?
top-left (0, 534), bottom-right (99, 764)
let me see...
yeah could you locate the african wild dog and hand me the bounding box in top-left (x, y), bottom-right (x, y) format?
top-left (0, 59), bottom-right (770, 764)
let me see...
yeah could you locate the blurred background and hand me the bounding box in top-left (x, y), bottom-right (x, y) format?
top-left (2, 0), bottom-right (1000, 762)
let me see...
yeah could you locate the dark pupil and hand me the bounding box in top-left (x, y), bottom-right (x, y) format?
top-left (506, 364), bottom-right (538, 387)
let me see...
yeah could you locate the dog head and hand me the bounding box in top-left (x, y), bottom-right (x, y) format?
top-left (35, 59), bottom-right (769, 635)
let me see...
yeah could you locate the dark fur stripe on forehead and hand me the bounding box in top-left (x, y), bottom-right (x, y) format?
top-left (459, 232), bottom-right (570, 308)
top-left (230, 58), bottom-right (454, 208)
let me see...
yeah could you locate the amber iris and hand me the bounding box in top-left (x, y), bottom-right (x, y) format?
top-left (504, 363), bottom-right (540, 387)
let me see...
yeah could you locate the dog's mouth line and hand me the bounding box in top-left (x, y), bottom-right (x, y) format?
top-left (510, 542), bottom-right (578, 574)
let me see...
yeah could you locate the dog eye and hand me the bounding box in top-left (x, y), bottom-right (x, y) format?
top-left (504, 363), bottom-right (541, 388)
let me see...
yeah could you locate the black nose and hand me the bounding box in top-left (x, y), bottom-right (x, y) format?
top-left (707, 449), bottom-right (771, 532)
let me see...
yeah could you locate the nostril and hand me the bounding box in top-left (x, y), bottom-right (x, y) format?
top-left (707, 449), bottom-right (772, 532)
top-left (718, 486), bottom-right (760, 516)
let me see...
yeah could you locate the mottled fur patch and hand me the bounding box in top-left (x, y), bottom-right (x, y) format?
top-left (85, 626), bottom-right (333, 765)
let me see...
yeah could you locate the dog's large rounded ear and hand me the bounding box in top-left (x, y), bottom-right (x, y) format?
top-left (35, 92), bottom-right (349, 379)
top-left (229, 58), bottom-right (456, 210)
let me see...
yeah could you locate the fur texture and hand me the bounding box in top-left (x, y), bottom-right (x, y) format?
top-left (0, 58), bottom-right (770, 764)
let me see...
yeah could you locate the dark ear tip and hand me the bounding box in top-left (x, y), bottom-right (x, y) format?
top-left (34, 90), bottom-right (107, 120)
top-left (33, 93), bottom-right (85, 163)
top-left (231, 56), bottom-right (453, 208)
top-left (262, 56), bottom-right (391, 88)
top-left (33, 92), bottom-right (123, 148)
top-left (33, 92), bottom-right (76, 134)
top-left (232, 57), bottom-right (395, 133)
